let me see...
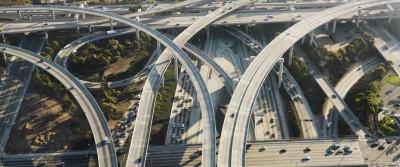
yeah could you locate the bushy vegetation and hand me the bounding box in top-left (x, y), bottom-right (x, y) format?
top-left (69, 32), bottom-right (152, 82)
top-left (307, 32), bottom-right (376, 84)
top-left (378, 116), bottom-right (395, 137)
top-left (0, 0), bottom-right (30, 5)
top-left (287, 57), bottom-right (325, 115)
top-left (91, 88), bottom-right (124, 120)
top-left (154, 64), bottom-right (177, 122)
top-left (32, 33), bottom-right (83, 112)
top-left (346, 63), bottom-right (390, 135)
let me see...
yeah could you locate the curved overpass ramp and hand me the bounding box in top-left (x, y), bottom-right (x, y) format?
top-left (0, 5), bottom-right (219, 167)
top-left (54, 29), bottom-right (233, 93)
top-left (126, 1), bottom-right (253, 167)
top-left (0, 0), bottom-right (204, 34)
top-left (218, 1), bottom-right (400, 166)
top-left (0, 44), bottom-right (117, 167)
top-left (324, 57), bottom-right (382, 137)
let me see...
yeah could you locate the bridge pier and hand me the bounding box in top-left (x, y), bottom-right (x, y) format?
top-left (136, 29), bottom-right (140, 40)
top-left (387, 4), bottom-right (395, 23)
top-left (245, 24), bottom-right (249, 33)
top-left (88, 25), bottom-right (92, 33)
top-left (356, 7), bottom-right (361, 27)
top-left (109, 19), bottom-right (114, 30)
top-left (309, 30), bottom-right (314, 46)
top-left (74, 14), bottom-right (79, 22)
top-left (157, 41), bottom-right (161, 56)
top-left (288, 46), bottom-right (293, 66)
top-left (50, 10), bottom-right (55, 20)
top-left (44, 31), bottom-right (48, 40)
top-left (301, 36), bottom-right (305, 45)
top-left (277, 58), bottom-right (284, 87)
top-left (136, 9), bottom-right (141, 40)
top-left (332, 19), bottom-right (337, 34)
top-left (17, 10), bottom-right (22, 20)
top-left (1, 34), bottom-right (5, 43)
top-left (80, 4), bottom-right (85, 19)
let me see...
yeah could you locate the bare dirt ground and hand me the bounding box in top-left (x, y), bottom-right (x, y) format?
top-left (104, 56), bottom-right (136, 78)
top-left (5, 92), bottom-right (93, 153)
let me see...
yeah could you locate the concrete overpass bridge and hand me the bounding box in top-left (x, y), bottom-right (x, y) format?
top-left (218, 1), bottom-right (400, 166)
top-left (0, 1), bottom-right (399, 34)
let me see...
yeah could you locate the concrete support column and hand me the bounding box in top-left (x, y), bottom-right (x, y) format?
top-left (387, 4), bottom-right (395, 23)
top-left (309, 30), bottom-right (314, 46)
top-left (332, 19), bottom-right (337, 34)
top-left (136, 29), bottom-right (140, 40)
top-left (136, 9), bottom-right (142, 40)
top-left (245, 24), bottom-right (249, 33)
top-left (109, 19), bottom-right (114, 30)
top-left (80, 4), bottom-right (85, 19)
top-left (277, 58), bottom-right (284, 87)
top-left (44, 31), bottom-right (48, 40)
top-left (288, 46), bottom-right (293, 66)
top-left (301, 36), bottom-right (305, 45)
top-left (74, 14), bottom-right (79, 22)
top-left (51, 10), bottom-right (55, 20)
top-left (17, 10), bottom-right (22, 19)
top-left (289, 3), bottom-right (295, 10)
top-left (156, 41), bottom-right (161, 56)
top-left (161, 74), bottom-right (165, 87)
top-left (1, 34), bottom-right (5, 43)
top-left (88, 25), bottom-right (92, 33)
top-left (174, 58), bottom-right (179, 81)
top-left (356, 7), bottom-right (361, 27)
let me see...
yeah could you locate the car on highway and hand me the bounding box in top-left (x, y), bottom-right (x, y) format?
top-left (56, 162), bottom-right (65, 167)
top-left (329, 144), bottom-right (340, 150)
top-left (102, 137), bottom-right (110, 145)
top-left (302, 156), bottom-right (311, 162)
top-left (332, 94), bottom-right (337, 99)
top-left (279, 149), bottom-right (286, 154)
top-left (335, 150), bottom-right (343, 155)
top-left (378, 145), bottom-right (385, 150)
top-left (303, 147), bottom-right (311, 153)
top-left (37, 161), bottom-right (47, 166)
top-left (259, 147), bottom-right (266, 152)
top-left (325, 149), bottom-right (333, 156)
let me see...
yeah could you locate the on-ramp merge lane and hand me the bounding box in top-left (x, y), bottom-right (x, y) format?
top-left (218, 1), bottom-right (400, 166)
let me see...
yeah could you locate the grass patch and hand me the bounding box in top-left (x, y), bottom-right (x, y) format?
top-left (150, 63), bottom-right (177, 144)
top-left (387, 75), bottom-right (400, 86)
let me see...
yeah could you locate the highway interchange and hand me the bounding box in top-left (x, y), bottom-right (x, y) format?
top-left (0, 0), bottom-right (400, 167)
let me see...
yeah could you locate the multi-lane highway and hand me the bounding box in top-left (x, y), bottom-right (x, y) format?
top-left (219, 1), bottom-right (400, 166)
top-left (0, 44), bottom-right (117, 167)
top-left (324, 57), bottom-right (382, 137)
top-left (0, 36), bottom-right (45, 154)
top-left (295, 44), bottom-right (368, 137)
top-left (1, 3), bottom-right (398, 35)
top-left (221, 26), bottom-right (319, 139)
top-left (281, 67), bottom-right (320, 138)
top-left (127, 1), bottom-right (253, 166)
